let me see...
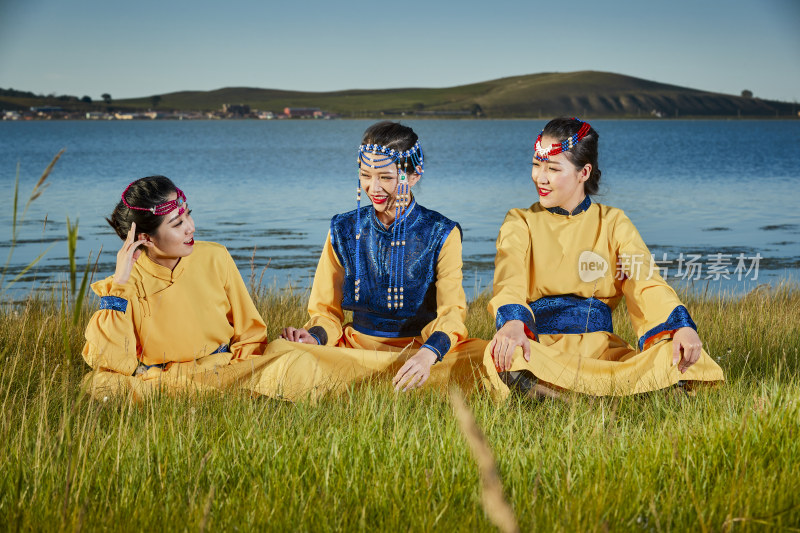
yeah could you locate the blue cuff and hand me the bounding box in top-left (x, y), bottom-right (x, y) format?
top-left (638, 305), bottom-right (697, 351)
top-left (422, 331), bottom-right (451, 362)
top-left (99, 296), bottom-right (127, 313)
top-left (307, 326), bottom-right (328, 346)
top-left (211, 343), bottom-right (230, 354)
top-left (495, 303), bottom-right (538, 341)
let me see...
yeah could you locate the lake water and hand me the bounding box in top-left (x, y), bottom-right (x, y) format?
top-left (1, 119), bottom-right (798, 299)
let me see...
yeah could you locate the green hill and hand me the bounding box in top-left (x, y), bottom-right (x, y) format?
top-left (116, 71), bottom-right (800, 118)
top-left (3, 71), bottom-right (797, 118)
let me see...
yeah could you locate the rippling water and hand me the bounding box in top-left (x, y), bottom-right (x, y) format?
top-left (1, 119), bottom-right (798, 298)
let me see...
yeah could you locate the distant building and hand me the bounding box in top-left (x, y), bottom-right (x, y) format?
top-left (222, 104), bottom-right (250, 116)
top-left (30, 106), bottom-right (64, 117)
top-left (256, 110), bottom-right (274, 120)
top-left (284, 107), bottom-right (320, 118)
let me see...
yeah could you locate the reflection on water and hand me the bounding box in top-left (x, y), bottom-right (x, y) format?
top-left (2, 119), bottom-right (799, 298)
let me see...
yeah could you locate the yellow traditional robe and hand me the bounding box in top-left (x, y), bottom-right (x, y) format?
top-left (484, 199), bottom-right (724, 398)
top-left (257, 205), bottom-right (487, 399)
top-left (82, 241), bottom-right (321, 401)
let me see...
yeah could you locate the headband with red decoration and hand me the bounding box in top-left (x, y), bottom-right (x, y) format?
top-left (534, 119), bottom-right (592, 162)
top-left (121, 182), bottom-right (187, 216)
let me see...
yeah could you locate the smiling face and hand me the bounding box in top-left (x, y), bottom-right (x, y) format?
top-left (531, 135), bottom-right (591, 212)
top-left (139, 191), bottom-right (195, 269)
top-left (359, 152), bottom-right (420, 226)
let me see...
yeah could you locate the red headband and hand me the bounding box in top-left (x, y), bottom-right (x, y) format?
top-left (534, 119), bottom-right (592, 162)
top-left (122, 182), bottom-right (187, 216)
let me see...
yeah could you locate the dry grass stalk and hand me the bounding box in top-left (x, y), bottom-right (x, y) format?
top-left (449, 387), bottom-right (519, 533)
top-left (27, 148), bottom-right (64, 205)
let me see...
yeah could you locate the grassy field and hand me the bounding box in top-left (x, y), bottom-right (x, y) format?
top-left (1, 282), bottom-right (799, 531)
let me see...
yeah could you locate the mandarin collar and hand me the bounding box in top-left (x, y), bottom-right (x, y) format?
top-left (545, 195), bottom-right (592, 216)
top-left (371, 198), bottom-right (418, 233)
top-left (137, 251), bottom-right (188, 282)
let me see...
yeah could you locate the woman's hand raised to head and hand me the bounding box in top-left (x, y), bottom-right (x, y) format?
top-left (490, 320), bottom-right (531, 372)
top-left (672, 327), bottom-right (703, 373)
top-left (113, 222), bottom-right (149, 285)
top-left (392, 347), bottom-right (437, 392)
top-left (280, 327), bottom-right (320, 345)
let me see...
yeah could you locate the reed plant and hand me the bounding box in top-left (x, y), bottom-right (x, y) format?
top-left (2, 157), bottom-right (799, 531)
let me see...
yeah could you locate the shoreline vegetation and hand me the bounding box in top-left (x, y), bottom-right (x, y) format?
top-left (2, 151), bottom-right (799, 530)
top-left (4, 70), bottom-right (799, 121)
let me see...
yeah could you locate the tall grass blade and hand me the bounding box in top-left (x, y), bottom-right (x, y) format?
top-left (1, 151), bottom-right (64, 296)
top-left (0, 164), bottom-right (21, 290)
top-left (71, 254), bottom-right (92, 326)
top-left (22, 148), bottom-right (65, 219)
top-left (450, 388), bottom-right (519, 533)
top-left (1, 245), bottom-right (55, 296)
top-left (66, 216), bottom-right (78, 296)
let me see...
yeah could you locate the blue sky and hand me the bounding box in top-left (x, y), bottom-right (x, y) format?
top-left (1, 0), bottom-right (798, 102)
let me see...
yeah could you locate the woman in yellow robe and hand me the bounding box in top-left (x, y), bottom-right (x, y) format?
top-left (272, 121), bottom-right (487, 396)
top-left (486, 118), bottom-right (724, 399)
top-left (82, 176), bottom-right (320, 402)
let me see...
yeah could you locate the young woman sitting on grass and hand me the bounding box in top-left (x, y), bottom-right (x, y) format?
top-left (485, 117), bottom-right (724, 399)
top-left (274, 121), bottom-right (487, 395)
top-left (82, 176), bottom-right (315, 401)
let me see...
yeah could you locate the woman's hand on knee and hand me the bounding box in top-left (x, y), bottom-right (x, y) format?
top-left (490, 320), bottom-right (531, 371)
top-left (392, 348), bottom-right (437, 392)
top-left (672, 327), bottom-right (702, 373)
top-left (280, 327), bottom-right (319, 345)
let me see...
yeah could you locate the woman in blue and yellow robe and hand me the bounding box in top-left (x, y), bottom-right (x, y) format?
top-left (264, 122), bottom-right (486, 399)
top-left (485, 197), bottom-right (724, 399)
top-left (485, 117), bottom-right (723, 399)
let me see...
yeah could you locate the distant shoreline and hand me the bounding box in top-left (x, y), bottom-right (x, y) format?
top-left (3, 115), bottom-right (798, 122)
top-left (4, 70), bottom-right (799, 121)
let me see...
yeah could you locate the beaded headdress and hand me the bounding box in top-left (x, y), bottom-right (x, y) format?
top-left (354, 141), bottom-right (424, 307)
top-left (534, 118), bottom-right (592, 162)
top-left (122, 182), bottom-right (187, 216)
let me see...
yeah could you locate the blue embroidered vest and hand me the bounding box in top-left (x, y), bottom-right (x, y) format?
top-left (330, 202), bottom-right (460, 338)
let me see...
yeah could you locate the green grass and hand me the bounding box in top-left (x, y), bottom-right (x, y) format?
top-left (1, 283), bottom-right (799, 531)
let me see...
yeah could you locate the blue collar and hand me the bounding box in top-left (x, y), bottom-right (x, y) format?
top-left (545, 195), bottom-right (592, 216)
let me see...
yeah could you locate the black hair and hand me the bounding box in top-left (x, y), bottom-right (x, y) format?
top-left (106, 176), bottom-right (179, 240)
top-left (361, 121), bottom-right (420, 175)
top-left (541, 117), bottom-right (601, 195)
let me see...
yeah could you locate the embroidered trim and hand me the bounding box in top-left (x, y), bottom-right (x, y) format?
top-left (531, 295), bottom-right (613, 335)
top-left (545, 196), bottom-right (592, 216)
top-left (308, 326), bottom-right (328, 346)
top-left (99, 296), bottom-right (127, 313)
top-left (638, 305), bottom-right (697, 351)
top-left (422, 331), bottom-right (451, 362)
top-left (495, 304), bottom-right (539, 341)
